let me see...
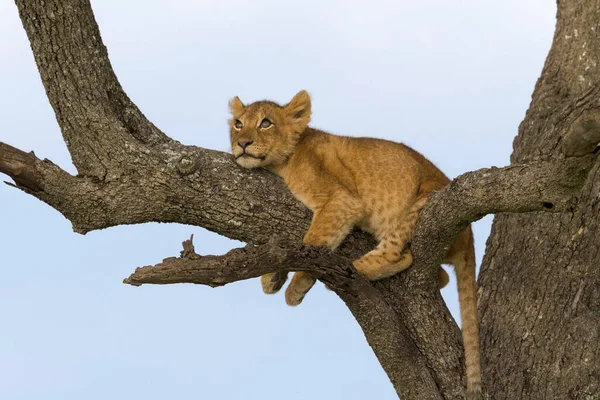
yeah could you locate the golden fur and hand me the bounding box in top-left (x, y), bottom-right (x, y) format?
top-left (228, 91), bottom-right (481, 397)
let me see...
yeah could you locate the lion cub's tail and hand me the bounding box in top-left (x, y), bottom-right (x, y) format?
top-left (453, 229), bottom-right (482, 399)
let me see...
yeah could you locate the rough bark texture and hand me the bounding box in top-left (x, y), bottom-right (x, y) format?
top-left (478, 2), bottom-right (600, 399)
top-left (2, 1), bottom-right (600, 399)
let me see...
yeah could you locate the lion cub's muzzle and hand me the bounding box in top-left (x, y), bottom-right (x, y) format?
top-left (233, 141), bottom-right (266, 161)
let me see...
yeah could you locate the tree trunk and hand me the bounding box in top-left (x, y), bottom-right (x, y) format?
top-left (1, 1), bottom-right (600, 399)
top-left (479, 2), bottom-right (600, 398)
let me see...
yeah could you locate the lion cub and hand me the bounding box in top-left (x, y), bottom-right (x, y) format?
top-left (228, 91), bottom-right (481, 398)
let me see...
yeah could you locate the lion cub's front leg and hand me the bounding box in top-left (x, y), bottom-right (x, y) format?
top-left (285, 194), bottom-right (362, 306)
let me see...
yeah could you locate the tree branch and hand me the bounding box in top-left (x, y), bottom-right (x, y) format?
top-left (125, 236), bottom-right (445, 400)
top-left (124, 236), bottom-right (354, 288)
top-left (411, 152), bottom-right (599, 288)
top-left (409, 115), bottom-right (600, 285)
top-left (16, 0), bottom-right (169, 178)
top-left (0, 140), bottom-right (312, 239)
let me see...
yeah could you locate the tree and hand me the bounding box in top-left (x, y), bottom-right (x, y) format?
top-left (1, 1), bottom-right (599, 399)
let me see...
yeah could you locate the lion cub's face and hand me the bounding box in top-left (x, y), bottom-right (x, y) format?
top-left (228, 90), bottom-right (311, 169)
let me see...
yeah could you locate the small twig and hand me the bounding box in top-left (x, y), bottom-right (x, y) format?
top-left (180, 234), bottom-right (198, 259)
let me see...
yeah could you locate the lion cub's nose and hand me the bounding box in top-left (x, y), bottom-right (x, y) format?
top-left (238, 140), bottom-right (253, 150)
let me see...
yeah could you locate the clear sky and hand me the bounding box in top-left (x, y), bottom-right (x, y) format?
top-left (0, 1), bottom-right (556, 399)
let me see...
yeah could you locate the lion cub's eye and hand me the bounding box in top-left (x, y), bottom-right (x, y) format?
top-left (234, 120), bottom-right (243, 129)
top-left (260, 119), bottom-right (272, 129)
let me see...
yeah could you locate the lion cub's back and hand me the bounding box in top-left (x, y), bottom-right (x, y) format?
top-left (332, 134), bottom-right (449, 195)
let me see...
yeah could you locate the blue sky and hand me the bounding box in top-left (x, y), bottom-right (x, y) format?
top-left (0, 1), bottom-right (555, 399)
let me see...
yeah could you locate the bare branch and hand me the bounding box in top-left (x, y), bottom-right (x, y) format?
top-left (0, 140), bottom-right (312, 239)
top-left (124, 237), bottom-right (354, 287)
top-left (411, 153), bottom-right (598, 285)
top-left (124, 236), bottom-right (445, 400)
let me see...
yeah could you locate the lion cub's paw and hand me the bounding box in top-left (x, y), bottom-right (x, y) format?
top-left (284, 272), bottom-right (317, 306)
top-left (285, 286), bottom-right (307, 306)
top-left (284, 276), bottom-right (314, 306)
top-left (261, 272), bottom-right (288, 294)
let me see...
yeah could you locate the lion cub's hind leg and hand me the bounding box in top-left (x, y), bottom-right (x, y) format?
top-left (353, 196), bottom-right (427, 280)
top-left (353, 242), bottom-right (451, 287)
top-left (352, 239), bottom-right (413, 280)
top-left (285, 193), bottom-right (363, 306)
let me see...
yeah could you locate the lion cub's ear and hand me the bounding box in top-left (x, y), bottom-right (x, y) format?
top-left (284, 90), bottom-right (311, 132)
top-left (229, 96), bottom-right (245, 116)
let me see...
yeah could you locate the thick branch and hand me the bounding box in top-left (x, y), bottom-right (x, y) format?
top-left (408, 115), bottom-right (600, 287)
top-left (411, 153), bottom-right (598, 288)
top-left (0, 139), bottom-right (312, 238)
top-left (125, 237), bottom-right (444, 400)
top-left (16, 0), bottom-right (169, 177)
top-left (2, 123), bottom-right (596, 259)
